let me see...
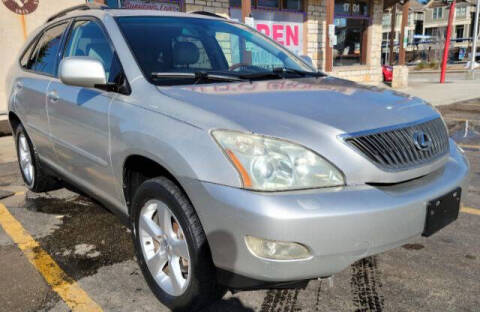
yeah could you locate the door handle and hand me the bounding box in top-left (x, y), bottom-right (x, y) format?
top-left (47, 91), bottom-right (59, 102)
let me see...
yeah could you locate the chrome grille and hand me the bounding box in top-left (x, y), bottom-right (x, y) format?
top-left (345, 118), bottom-right (449, 170)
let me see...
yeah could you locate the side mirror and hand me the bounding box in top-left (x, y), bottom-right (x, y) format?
top-left (59, 57), bottom-right (107, 88)
top-left (300, 55), bottom-right (314, 68)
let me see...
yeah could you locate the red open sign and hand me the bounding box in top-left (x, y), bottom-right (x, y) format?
top-left (230, 8), bottom-right (304, 55)
top-left (256, 24), bottom-right (300, 47)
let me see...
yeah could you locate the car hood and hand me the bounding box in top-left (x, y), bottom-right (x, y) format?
top-left (157, 76), bottom-right (439, 135)
top-left (156, 77), bottom-right (445, 184)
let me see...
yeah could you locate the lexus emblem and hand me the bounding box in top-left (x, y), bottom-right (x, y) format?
top-left (413, 131), bottom-right (432, 150)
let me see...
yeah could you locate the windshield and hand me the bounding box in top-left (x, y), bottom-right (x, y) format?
top-left (115, 16), bottom-right (317, 85)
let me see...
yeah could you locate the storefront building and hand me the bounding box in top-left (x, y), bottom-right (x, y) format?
top-left (0, 0), bottom-right (396, 114)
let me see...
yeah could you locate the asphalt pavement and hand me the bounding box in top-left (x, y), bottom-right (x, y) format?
top-left (0, 101), bottom-right (479, 312)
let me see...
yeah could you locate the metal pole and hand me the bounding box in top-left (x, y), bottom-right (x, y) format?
top-left (399, 0), bottom-right (410, 65)
top-left (325, 0), bottom-right (334, 72)
top-left (440, 0), bottom-right (456, 83)
top-left (470, 0), bottom-right (480, 72)
top-left (389, 5), bottom-right (397, 66)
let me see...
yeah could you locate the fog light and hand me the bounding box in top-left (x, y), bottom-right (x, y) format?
top-left (245, 236), bottom-right (311, 260)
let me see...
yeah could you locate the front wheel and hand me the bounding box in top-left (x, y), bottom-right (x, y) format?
top-left (131, 177), bottom-right (225, 311)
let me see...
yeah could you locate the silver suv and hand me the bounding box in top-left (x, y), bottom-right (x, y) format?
top-left (6, 4), bottom-right (470, 311)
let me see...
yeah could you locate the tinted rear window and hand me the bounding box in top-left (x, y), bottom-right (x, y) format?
top-left (28, 23), bottom-right (69, 76)
top-left (20, 36), bottom-right (39, 68)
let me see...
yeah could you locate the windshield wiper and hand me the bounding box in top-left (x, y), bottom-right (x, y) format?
top-left (237, 68), bottom-right (325, 81)
top-left (272, 67), bottom-right (326, 78)
top-left (151, 72), bottom-right (245, 84)
top-left (236, 71), bottom-right (284, 80)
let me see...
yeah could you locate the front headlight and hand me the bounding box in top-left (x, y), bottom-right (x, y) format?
top-left (212, 130), bottom-right (344, 191)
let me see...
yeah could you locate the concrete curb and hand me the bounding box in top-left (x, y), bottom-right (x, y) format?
top-left (410, 70), bottom-right (469, 74)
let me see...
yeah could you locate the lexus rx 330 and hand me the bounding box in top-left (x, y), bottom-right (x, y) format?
top-left (6, 4), bottom-right (470, 311)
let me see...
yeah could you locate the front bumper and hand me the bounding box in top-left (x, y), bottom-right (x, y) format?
top-left (182, 141), bottom-right (470, 283)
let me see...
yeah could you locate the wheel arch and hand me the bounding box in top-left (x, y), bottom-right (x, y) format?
top-left (8, 111), bottom-right (22, 134)
top-left (122, 154), bottom-right (192, 219)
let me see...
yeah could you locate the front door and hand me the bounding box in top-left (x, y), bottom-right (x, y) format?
top-left (47, 19), bottom-right (124, 201)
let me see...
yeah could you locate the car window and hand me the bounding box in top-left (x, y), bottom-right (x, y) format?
top-left (28, 23), bottom-right (69, 75)
top-left (215, 32), bottom-right (283, 70)
top-left (20, 36), bottom-right (40, 68)
top-left (116, 17), bottom-right (314, 86)
top-left (245, 41), bottom-right (283, 69)
top-left (215, 32), bottom-right (240, 67)
top-left (63, 20), bottom-right (122, 83)
top-left (173, 30), bottom-right (212, 70)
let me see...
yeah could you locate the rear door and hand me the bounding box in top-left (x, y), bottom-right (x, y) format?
top-left (15, 22), bottom-right (70, 162)
top-left (47, 18), bottom-right (126, 201)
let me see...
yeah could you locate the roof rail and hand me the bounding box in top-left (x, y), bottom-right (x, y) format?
top-left (46, 3), bottom-right (108, 23)
top-left (188, 11), bottom-right (227, 19)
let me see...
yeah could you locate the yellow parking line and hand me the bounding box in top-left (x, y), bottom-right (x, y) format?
top-left (0, 203), bottom-right (103, 312)
top-left (461, 206), bottom-right (480, 216)
top-left (458, 143), bottom-right (480, 150)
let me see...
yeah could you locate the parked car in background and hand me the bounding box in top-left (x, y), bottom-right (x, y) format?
top-left (6, 4), bottom-right (470, 311)
top-left (382, 64), bottom-right (393, 82)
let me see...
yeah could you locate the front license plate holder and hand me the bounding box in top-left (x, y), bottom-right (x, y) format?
top-left (422, 187), bottom-right (461, 237)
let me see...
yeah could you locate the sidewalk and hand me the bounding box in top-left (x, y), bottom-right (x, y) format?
top-left (0, 115), bottom-right (10, 136)
top-left (400, 79), bottom-right (480, 106)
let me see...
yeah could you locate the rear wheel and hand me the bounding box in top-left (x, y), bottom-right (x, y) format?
top-left (15, 124), bottom-right (59, 192)
top-left (131, 177), bottom-right (225, 311)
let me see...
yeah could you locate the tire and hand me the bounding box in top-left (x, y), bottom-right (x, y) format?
top-left (131, 177), bottom-right (225, 311)
top-left (15, 124), bottom-right (60, 192)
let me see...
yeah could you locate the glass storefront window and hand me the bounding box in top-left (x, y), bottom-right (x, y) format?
top-left (283, 0), bottom-right (302, 10)
top-left (230, 0), bottom-right (242, 7)
top-left (335, 0), bottom-right (368, 16)
top-left (230, 0), bottom-right (303, 11)
top-left (333, 18), bottom-right (367, 66)
top-left (335, 0), bottom-right (350, 16)
top-left (105, 0), bottom-right (120, 8)
top-left (351, 1), bottom-right (369, 17)
top-left (257, 0), bottom-right (279, 8)
top-left (333, 0), bottom-right (370, 67)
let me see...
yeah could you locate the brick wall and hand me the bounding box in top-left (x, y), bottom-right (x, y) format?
top-left (368, 0), bottom-right (383, 70)
top-left (185, 0), bottom-right (230, 16)
top-left (331, 67), bottom-right (382, 82)
top-left (306, 0), bottom-right (327, 70)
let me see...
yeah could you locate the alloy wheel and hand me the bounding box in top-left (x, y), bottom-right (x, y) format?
top-left (139, 199), bottom-right (191, 296)
top-left (18, 133), bottom-right (34, 186)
